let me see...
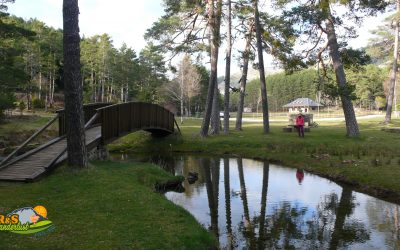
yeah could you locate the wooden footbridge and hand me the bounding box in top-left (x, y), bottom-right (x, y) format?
top-left (0, 102), bottom-right (179, 182)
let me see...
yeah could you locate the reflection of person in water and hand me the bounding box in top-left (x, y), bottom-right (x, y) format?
top-left (296, 169), bottom-right (304, 184)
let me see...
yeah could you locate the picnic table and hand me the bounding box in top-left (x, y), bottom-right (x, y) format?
top-left (283, 113), bottom-right (313, 133)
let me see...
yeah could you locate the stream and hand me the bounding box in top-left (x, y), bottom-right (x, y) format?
top-left (111, 153), bottom-right (400, 249)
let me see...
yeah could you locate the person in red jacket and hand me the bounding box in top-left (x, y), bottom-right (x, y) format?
top-left (295, 114), bottom-right (305, 137)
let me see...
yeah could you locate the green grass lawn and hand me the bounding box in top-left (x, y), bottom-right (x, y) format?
top-left (109, 117), bottom-right (400, 202)
top-left (1, 112), bottom-right (399, 248)
top-left (0, 161), bottom-right (216, 249)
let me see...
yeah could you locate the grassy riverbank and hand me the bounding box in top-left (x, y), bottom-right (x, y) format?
top-left (0, 161), bottom-right (217, 249)
top-left (109, 117), bottom-right (400, 202)
top-left (0, 114), bottom-right (58, 154)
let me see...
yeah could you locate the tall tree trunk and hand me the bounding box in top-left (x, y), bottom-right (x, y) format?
top-left (180, 96), bottom-right (184, 123)
top-left (101, 78), bottom-right (104, 102)
top-left (200, 0), bottom-right (222, 137)
top-left (210, 82), bottom-right (220, 134)
top-left (38, 71), bottom-right (42, 100)
top-left (45, 70), bottom-right (51, 111)
top-left (45, 91), bottom-right (48, 112)
top-left (91, 69), bottom-right (95, 102)
top-left (27, 85), bottom-right (32, 110)
top-left (51, 68), bottom-right (55, 106)
top-left (236, 25), bottom-right (253, 131)
top-left (385, 0), bottom-right (399, 123)
top-left (223, 0), bottom-right (232, 134)
top-left (253, 0), bottom-right (270, 133)
top-left (181, 71), bottom-right (184, 123)
top-left (109, 85), bottom-right (113, 102)
top-left (325, 14), bottom-right (360, 137)
top-left (63, 0), bottom-right (88, 167)
top-left (188, 98), bottom-right (191, 117)
top-left (27, 64), bottom-right (33, 110)
top-left (125, 81), bottom-right (129, 102)
top-left (50, 54), bottom-right (56, 106)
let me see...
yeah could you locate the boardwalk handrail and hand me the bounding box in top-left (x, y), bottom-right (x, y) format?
top-left (97, 102), bottom-right (175, 144)
top-left (0, 115), bottom-right (59, 167)
top-left (0, 105), bottom-right (105, 170)
top-left (0, 102), bottom-right (177, 182)
top-left (84, 112), bottom-right (100, 129)
top-left (57, 102), bottom-right (113, 136)
top-left (0, 112), bottom-right (102, 171)
top-left (42, 112), bottom-right (102, 171)
top-left (174, 119), bottom-right (181, 134)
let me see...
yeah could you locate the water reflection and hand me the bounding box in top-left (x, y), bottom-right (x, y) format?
top-left (111, 153), bottom-right (400, 249)
top-left (202, 158), bottom-right (220, 239)
top-left (258, 161), bottom-right (269, 250)
top-left (224, 158), bottom-right (233, 249)
top-left (296, 169), bottom-right (304, 184)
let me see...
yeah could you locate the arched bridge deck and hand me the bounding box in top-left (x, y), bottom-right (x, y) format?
top-left (0, 102), bottom-right (178, 182)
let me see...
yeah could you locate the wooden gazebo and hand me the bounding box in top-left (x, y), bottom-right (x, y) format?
top-left (282, 98), bottom-right (323, 113)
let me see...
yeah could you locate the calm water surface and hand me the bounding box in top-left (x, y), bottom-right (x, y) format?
top-left (112, 153), bottom-right (400, 250)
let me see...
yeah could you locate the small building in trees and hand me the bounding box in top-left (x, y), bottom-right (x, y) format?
top-left (282, 98), bottom-right (323, 113)
top-left (243, 107), bottom-right (252, 113)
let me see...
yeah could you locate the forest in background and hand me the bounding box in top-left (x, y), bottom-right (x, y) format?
top-left (0, 7), bottom-right (397, 118)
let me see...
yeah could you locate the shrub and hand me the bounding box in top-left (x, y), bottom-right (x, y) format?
top-left (32, 98), bottom-right (45, 109)
top-left (19, 101), bottom-right (26, 115)
top-left (375, 96), bottom-right (386, 110)
top-left (0, 93), bottom-right (16, 120)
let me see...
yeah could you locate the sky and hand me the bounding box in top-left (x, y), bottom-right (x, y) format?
top-left (8, 0), bottom-right (165, 52)
top-left (7, 0), bottom-right (393, 74)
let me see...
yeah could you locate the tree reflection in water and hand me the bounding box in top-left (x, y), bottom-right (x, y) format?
top-left (237, 158), bottom-right (256, 248)
top-left (203, 159), bottom-right (370, 249)
top-left (201, 158), bottom-right (220, 241)
top-left (366, 199), bottom-right (400, 248)
top-left (118, 153), bottom-right (397, 249)
top-left (224, 158), bottom-right (234, 250)
top-left (257, 161), bottom-right (269, 250)
top-left (328, 186), bottom-right (369, 249)
top-left (255, 186), bottom-right (369, 249)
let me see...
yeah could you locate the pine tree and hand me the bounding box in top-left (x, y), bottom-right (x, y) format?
top-left (385, 0), bottom-right (400, 123)
top-left (280, 0), bottom-right (388, 137)
top-left (253, 0), bottom-right (269, 133)
top-left (63, 0), bottom-right (87, 167)
top-left (201, 0), bottom-right (223, 136)
top-left (223, 0), bottom-right (232, 134)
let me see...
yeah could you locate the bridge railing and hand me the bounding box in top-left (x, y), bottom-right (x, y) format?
top-left (97, 102), bottom-right (175, 144)
top-left (56, 103), bottom-right (112, 136)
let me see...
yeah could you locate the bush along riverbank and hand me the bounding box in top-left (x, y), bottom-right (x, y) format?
top-left (108, 118), bottom-right (400, 203)
top-left (0, 161), bottom-right (217, 249)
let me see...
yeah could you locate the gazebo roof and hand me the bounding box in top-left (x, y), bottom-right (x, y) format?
top-left (282, 98), bottom-right (323, 108)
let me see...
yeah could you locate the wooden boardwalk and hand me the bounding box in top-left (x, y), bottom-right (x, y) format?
top-left (0, 126), bottom-right (101, 182)
top-left (0, 102), bottom-right (177, 182)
